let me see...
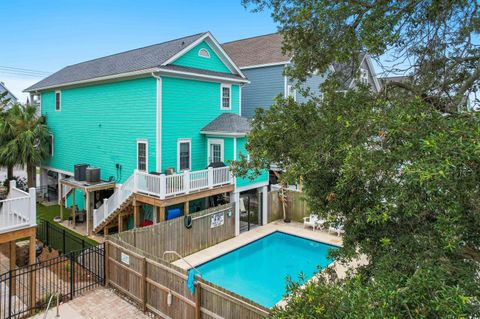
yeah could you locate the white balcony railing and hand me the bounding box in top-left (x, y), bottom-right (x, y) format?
top-left (136, 166), bottom-right (232, 199)
top-left (93, 166), bottom-right (233, 230)
top-left (0, 180), bottom-right (36, 234)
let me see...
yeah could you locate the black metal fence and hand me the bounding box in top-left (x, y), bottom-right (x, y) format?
top-left (37, 219), bottom-right (95, 255)
top-left (0, 244), bottom-right (105, 319)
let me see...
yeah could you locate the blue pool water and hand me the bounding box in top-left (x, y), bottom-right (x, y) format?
top-left (196, 231), bottom-right (337, 307)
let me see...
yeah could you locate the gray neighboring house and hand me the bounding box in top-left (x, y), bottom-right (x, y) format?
top-left (0, 82), bottom-right (18, 108)
top-left (223, 33), bottom-right (381, 118)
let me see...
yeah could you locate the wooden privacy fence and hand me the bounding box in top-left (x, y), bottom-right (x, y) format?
top-left (105, 239), bottom-right (270, 319)
top-left (268, 189), bottom-right (310, 223)
top-left (108, 204), bottom-right (236, 262)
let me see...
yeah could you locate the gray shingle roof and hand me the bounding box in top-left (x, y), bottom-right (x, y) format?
top-left (25, 33), bottom-right (209, 91)
top-left (201, 113), bottom-right (251, 135)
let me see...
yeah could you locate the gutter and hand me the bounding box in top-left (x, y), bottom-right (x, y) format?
top-left (25, 67), bottom-right (249, 93)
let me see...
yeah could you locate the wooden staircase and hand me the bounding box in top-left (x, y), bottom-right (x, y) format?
top-left (93, 194), bottom-right (134, 233)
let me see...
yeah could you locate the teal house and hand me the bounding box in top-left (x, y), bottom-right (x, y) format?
top-left (26, 32), bottom-right (268, 235)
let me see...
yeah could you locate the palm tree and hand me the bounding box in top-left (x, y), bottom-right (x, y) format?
top-left (0, 103), bottom-right (50, 187)
top-left (0, 91), bottom-right (16, 182)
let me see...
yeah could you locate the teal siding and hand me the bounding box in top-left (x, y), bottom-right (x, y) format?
top-left (66, 189), bottom-right (85, 210)
top-left (161, 76), bottom-right (239, 172)
top-left (235, 137), bottom-right (269, 188)
top-left (172, 41), bottom-right (232, 74)
top-left (41, 77), bottom-right (156, 183)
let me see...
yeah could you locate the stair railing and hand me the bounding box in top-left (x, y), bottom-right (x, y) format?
top-left (93, 175), bottom-right (134, 229)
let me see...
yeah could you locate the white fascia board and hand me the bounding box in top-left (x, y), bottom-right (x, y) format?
top-left (157, 68), bottom-right (249, 84)
top-left (240, 61), bottom-right (291, 70)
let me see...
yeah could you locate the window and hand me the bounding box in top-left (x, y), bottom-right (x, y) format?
top-left (55, 91), bottom-right (61, 111)
top-left (178, 139), bottom-right (191, 171)
top-left (48, 134), bottom-right (54, 156)
top-left (360, 69), bottom-right (369, 85)
top-left (198, 48), bottom-right (211, 58)
top-left (220, 84), bottom-right (231, 109)
top-left (137, 140), bottom-right (148, 171)
top-left (208, 139), bottom-right (224, 164)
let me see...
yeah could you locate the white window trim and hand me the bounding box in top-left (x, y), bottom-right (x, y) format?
top-left (220, 83), bottom-right (232, 110)
top-left (177, 138), bottom-right (192, 172)
top-left (48, 133), bottom-right (54, 157)
top-left (55, 90), bottom-right (61, 112)
top-left (207, 138), bottom-right (224, 164)
top-left (137, 139), bottom-right (148, 172)
top-left (198, 48), bottom-right (211, 58)
top-left (287, 84), bottom-right (297, 101)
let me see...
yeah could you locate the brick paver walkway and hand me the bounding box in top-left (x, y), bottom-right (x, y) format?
top-left (34, 288), bottom-right (153, 319)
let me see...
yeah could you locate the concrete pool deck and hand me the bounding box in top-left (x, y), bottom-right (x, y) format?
top-left (173, 220), bottom-right (344, 270)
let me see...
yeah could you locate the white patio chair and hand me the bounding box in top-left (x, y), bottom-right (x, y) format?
top-left (328, 223), bottom-right (345, 236)
top-left (303, 214), bottom-right (319, 231)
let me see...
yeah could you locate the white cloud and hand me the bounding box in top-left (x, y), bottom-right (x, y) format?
top-left (0, 75), bottom-right (39, 104)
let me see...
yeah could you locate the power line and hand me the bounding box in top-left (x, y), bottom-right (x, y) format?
top-left (0, 65), bottom-right (52, 78)
top-left (0, 65), bottom-right (51, 75)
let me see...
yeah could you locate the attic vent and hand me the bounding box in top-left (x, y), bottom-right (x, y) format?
top-left (198, 48), bottom-right (211, 58)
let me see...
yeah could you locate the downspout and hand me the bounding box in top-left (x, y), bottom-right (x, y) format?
top-left (152, 72), bottom-right (162, 173)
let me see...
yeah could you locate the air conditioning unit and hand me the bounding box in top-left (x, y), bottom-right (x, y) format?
top-left (86, 167), bottom-right (100, 183)
top-left (74, 164), bottom-right (89, 181)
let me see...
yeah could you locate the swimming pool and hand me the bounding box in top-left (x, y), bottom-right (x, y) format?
top-left (196, 231), bottom-right (337, 308)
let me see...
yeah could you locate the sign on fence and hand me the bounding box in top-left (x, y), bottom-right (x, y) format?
top-left (121, 252), bottom-right (130, 265)
top-left (210, 212), bottom-right (225, 228)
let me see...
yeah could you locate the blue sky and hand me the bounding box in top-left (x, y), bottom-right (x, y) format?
top-left (1, 0), bottom-right (276, 101)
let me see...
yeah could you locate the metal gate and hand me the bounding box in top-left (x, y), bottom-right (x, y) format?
top-left (0, 244), bottom-right (105, 319)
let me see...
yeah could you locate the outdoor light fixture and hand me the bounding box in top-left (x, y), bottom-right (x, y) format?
top-left (167, 291), bottom-right (172, 306)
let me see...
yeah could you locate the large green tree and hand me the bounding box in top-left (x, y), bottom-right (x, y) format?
top-left (232, 0), bottom-right (480, 317)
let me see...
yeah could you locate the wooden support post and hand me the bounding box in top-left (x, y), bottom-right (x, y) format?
top-left (133, 201), bottom-right (141, 228)
top-left (72, 189), bottom-right (76, 228)
top-left (118, 214), bottom-right (123, 232)
top-left (194, 282), bottom-right (201, 319)
top-left (104, 241), bottom-right (110, 286)
top-left (141, 257), bottom-right (147, 312)
top-left (86, 191), bottom-right (91, 235)
top-left (10, 241), bottom-right (16, 293)
top-left (59, 182), bottom-right (64, 220)
top-left (29, 233), bottom-right (36, 314)
top-left (104, 226), bottom-right (109, 236)
top-left (159, 206), bottom-right (165, 222)
top-left (184, 201), bottom-right (189, 216)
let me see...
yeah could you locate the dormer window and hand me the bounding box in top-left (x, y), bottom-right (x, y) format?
top-left (198, 48), bottom-right (211, 58)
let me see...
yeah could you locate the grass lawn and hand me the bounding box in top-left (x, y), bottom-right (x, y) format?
top-left (37, 204), bottom-right (98, 246)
